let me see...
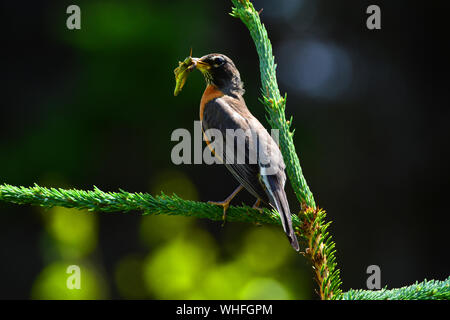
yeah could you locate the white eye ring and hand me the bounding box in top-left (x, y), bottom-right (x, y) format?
top-left (212, 56), bottom-right (225, 67)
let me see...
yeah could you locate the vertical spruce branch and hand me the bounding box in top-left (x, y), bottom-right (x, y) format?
top-left (230, 0), bottom-right (341, 299)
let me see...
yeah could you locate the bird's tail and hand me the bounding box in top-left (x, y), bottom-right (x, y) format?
top-left (264, 175), bottom-right (300, 252)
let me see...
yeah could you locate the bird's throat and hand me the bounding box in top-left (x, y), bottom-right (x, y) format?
top-left (200, 85), bottom-right (224, 120)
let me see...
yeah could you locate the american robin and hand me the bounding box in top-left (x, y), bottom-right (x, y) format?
top-left (179, 53), bottom-right (299, 252)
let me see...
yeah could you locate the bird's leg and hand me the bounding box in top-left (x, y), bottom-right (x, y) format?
top-left (252, 198), bottom-right (263, 226)
top-left (252, 198), bottom-right (263, 213)
top-left (208, 185), bottom-right (244, 225)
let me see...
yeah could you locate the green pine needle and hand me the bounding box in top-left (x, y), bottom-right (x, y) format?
top-left (0, 183), bottom-right (282, 225)
top-left (340, 277), bottom-right (450, 300)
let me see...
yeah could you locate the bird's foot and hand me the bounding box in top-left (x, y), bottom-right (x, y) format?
top-left (208, 199), bottom-right (231, 227)
top-left (252, 198), bottom-right (263, 226)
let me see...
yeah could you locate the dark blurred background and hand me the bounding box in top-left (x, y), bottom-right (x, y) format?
top-left (0, 0), bottom-right (448, 299)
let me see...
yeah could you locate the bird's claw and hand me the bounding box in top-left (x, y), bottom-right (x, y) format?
top-left (208, 200), bottom-right (230, 227)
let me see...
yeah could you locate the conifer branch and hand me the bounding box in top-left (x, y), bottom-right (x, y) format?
top-left (230, 0), bottom-right (341, 299)
top-left (340, 277), bottom-right (450, 300)
top-left (230, 0), bottom-right (314, 208)
top-left (0, 183), bottom-right (282, 225)
top-left (1, 184), bottom-right (448, 300)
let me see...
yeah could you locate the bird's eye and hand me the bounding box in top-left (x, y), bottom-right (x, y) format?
top-left (212, 56), bottom-right (225, 68)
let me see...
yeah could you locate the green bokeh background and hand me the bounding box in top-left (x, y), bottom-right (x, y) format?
top-left (1, 0), bottom-right (312, 299)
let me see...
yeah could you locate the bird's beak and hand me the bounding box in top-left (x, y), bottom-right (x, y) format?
top-left (191, 57), bottom-right (211, 73)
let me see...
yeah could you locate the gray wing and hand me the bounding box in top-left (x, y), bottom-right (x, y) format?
top-left (202, 96), bottom-right (299, 251)
top-left (202, 96), bottom-right (269, 202)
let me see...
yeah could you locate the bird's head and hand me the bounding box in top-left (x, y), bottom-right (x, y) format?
top-left (192, 54), bottom-right (244, 95)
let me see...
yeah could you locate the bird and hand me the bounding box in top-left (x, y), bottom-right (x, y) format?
top-left (190, 53), bottom-right (299, 252)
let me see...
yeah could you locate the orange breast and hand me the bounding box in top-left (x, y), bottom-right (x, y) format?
top-left (200, 84), bottom-right (224, 120)
top-left (200, 84), bottom-right (224, 161)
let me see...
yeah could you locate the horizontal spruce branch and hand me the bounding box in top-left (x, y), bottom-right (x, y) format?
top-left (0, 183), bottom-right (284, 225)
top-left (340, 277), bottom-right (450, 300)
top-left (1, 183), bottom-right (448, 300)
